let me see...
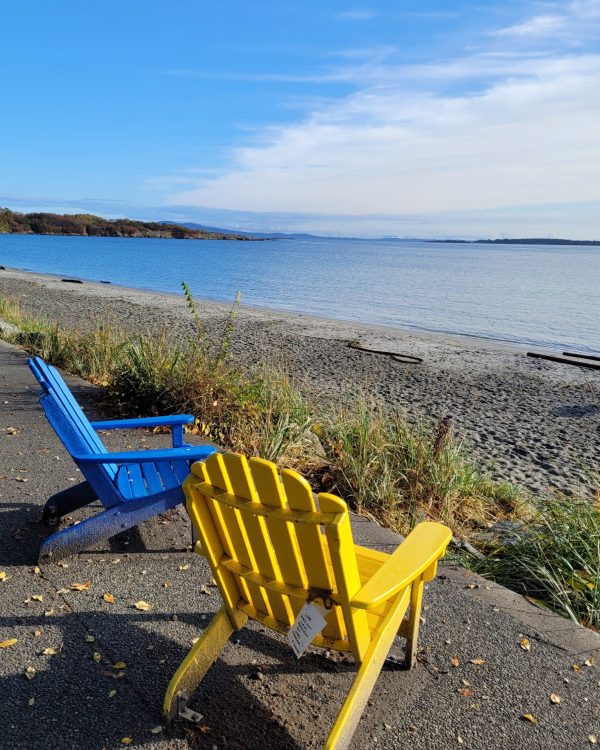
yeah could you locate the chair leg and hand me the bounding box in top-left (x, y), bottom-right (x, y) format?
top-left (404, 578), bottom-right (424, 669)
top-left (164, 605), bottom-right (248, 720)
top-left (324, 589), bottom-right (411, 750)
top-left (38, 488), bottom-right (183, 562)
top-left (42, 481), bottom-right (98, 525)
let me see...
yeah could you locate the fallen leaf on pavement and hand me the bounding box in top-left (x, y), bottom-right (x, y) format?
top-left (84, 634), bottom-right (95, 642)
top-left (70, 581), bottom-right (91, 591)
top-left (102, 593), bottom-right (115, 604)
top-left (33, 629), bottom-right (42, 638)
top-left (150, 726), bottom-right (163, 734)
top-left (0, 639), bottom-right (18, 648)
top-left (519, 638), bottom-right (531, 651)
top-left (584, 657), bottom-right (595, 667)
top-left (177, 564), bottom-right (191, 571)
top-left (572, 664), bottom-right (581, 672)
top-left (133, 600), bottom-right (152, 611)
top-left (92, 652), bottom-right (102, 663)
top-left (521, 713), bottom-right (538, 724)
top-left (28, 697), bottom-right (34, 706)
top-left (108, 690), bottom-right (117, 698)
top-left (451, 656), bottom-right (460, 667)
top-left (31, 595), bottom-right (43, 602)
top-left (112, 661), bottom-right (127, 669)
top-left (24, 666), bottom-right (36, 680)
top-left (120, 738), bottom-right (133, 745)
top-left (470, 658), bottom-right (485, 665)
top-left (44, 609), bottom-right (54, 617)
top-left (33, 567), bottom-right (41, 575)
top-left (6, 427), bottom-right (17, 435)
top-left (588, 735), bottom-right (598, 744)
top-left (42, 647), bottom-right (58, 656)
top-left (113, 671), bottom-right (125, 679)
top-left (0, 572), bottom-right (7, 581)
top-left (457, 688), bottom-right (474, 697)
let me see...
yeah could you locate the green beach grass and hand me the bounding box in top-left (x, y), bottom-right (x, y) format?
top-left (1, 290), bottom-right (598, 630)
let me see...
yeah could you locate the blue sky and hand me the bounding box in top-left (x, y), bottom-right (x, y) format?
top-left (1, 1), bottom-right (599, 238)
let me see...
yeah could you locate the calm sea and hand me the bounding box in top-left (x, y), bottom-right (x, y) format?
top-left (1, 234), bottom-right (598, 353)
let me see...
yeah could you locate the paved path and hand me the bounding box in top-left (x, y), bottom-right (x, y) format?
top-left (0, 341), bottom-right (598, 750)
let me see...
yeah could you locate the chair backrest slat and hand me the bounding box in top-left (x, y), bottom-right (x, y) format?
top-left (280, 468), bottom-right (347, 640)
top-left (203, 454), bottom-right (272, 617)
top-left (28, 356), bottom-right (117, 480)
top-left (222, 454), bottom-right (293, 626)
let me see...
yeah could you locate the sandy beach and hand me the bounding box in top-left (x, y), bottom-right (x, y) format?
top-left (1, 266), bottom-right (598, 497)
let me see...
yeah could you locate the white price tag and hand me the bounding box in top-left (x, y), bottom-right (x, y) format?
top-left (288, 602), bottom-right (328, 658)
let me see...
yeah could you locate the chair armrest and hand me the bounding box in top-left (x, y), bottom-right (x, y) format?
top-left (351, 522), bottom-right (452, 610)
top-left (72, 445), bottom-right (215, 464)
top-left (90, 415), bottom-right (195, 430)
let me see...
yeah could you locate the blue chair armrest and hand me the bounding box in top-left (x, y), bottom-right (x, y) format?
top-left (90, 415), bottom-right (195, 430)
top-left (72, 445), bottom-right (215, 464)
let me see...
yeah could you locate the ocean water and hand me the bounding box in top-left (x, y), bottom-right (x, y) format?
top-left (1, 233), bottom-right (598, 353)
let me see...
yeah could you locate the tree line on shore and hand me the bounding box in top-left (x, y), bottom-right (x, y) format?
top-left (0, 207), bottom-right (251, 240)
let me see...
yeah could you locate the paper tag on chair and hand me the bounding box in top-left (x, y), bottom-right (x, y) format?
top-left (288, 602), bottom-right (328, 658)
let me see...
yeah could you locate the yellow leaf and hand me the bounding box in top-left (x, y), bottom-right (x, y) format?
top-left (572, 663), bottom-right (581, 672)
top-left (584, 657), bottom-right (595, 667)
top-left (0, 572), bottom-right (7, 581)
top-left (70, 581), bottom-right (91, 591)
top-left (521, 713), bottom-right (537, 724)
top-left (31, 594), bottom-right (43, 602)
top-left (549, 693), bottom-right (561, 704)
top-left (42, 647), bottom-right (58, 656)
top-left (133, 600), bottom-right (151, 611)
top-left (0, 638), bottom-right (18, 648)
top-left (120, 738), bottom-right (133, 745)
top-left (92, 652), bottom-right (101, 663)
top-left (519, 638), bottom-right (531, 651)
top-left (112, 661), bottom-right (127, 669)
top-left (33, 567), bottom-right (41, 575)
top-left (24, 666), bottom-right (36, 680)
top-left (102, 593), bottom-right (115, 604)
top-left (588, 735), bottom-right (598, 744)
top-left (470, 658), bottom-right (485, 665)
top-left (451, 656), bottom-right (460, 667)
top-left (177, 564), bottom-right (191, 571)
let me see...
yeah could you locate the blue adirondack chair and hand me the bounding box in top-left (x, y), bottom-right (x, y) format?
top-left (28, 356), bottom-right (216, 562)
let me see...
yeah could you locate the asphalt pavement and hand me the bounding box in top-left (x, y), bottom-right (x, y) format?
top-left (0, 340), bottom-right (598, 750)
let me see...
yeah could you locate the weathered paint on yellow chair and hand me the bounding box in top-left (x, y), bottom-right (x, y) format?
top-left (164, 452), bottom-right (452, 750)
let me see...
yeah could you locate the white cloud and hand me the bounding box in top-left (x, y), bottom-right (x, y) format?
top-left (495, 14), bottom-right (565, 37)
top-left (157, 3), bottom-right (600, 236)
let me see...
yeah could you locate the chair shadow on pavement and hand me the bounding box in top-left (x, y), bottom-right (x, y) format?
top-left (0, 607), bottom-right (340, 750)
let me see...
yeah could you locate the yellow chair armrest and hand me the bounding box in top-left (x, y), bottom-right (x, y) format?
top-left (351, 522), bottom-right (452, 610)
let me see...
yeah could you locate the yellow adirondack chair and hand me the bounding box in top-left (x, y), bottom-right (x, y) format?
top-left (164, 452), bottom-right (452, 749)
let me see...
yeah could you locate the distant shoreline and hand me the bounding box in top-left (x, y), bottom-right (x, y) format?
top-left (430, 238), bottom-right (600, 246)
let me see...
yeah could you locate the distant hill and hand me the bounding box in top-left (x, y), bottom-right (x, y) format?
top-left (0, 208), bottom-right (255, 240)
